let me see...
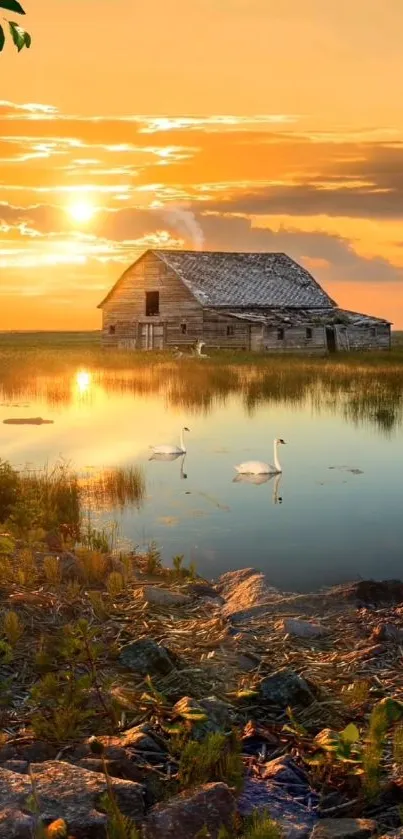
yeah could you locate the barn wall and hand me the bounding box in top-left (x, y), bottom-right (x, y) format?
top-left (101, 252), bottom-right (203, 348)
top-left (202, 312), bottom-right (251, 349)
top-left (343, 324), bottom-right (391, 351)
top-left (263, 325), bottom-right (326, 353)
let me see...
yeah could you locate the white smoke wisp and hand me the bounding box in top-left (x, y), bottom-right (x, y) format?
top-left (161, 204), bottom-right (205, 250)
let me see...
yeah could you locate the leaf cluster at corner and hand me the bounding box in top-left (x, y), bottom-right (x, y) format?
top-left (0, 0), bottom-right (31, 53)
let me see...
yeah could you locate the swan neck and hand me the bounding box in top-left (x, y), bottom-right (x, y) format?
top-left (274, 440), bottom-right (282, 472)
top-left (180, 428), bottom-right (186, 452)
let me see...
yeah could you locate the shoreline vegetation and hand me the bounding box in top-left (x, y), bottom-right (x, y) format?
top-left (1, 460), bottom-right (403, 838)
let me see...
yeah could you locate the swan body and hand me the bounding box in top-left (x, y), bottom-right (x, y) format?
top-left (234, 438), bottom-right (286, 475)
top-left (150, 427), bottom-right (190, 456)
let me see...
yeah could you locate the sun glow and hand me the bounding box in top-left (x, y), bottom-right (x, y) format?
top-left (76, 370), bottom-right (92, 393)
top-left (68, 199), bottom-right (95, 224)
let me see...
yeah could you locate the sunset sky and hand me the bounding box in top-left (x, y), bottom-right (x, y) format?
top-left (2, 0), bottom-right (403, 329)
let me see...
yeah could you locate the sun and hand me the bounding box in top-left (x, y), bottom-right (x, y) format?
top-left (68, 199), bottom-right (95, 224)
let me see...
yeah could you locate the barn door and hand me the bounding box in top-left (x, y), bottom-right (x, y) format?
top-left (325, 326), bottom-right (337, 353)
top-left (139, 323), bottom-right (165, 350)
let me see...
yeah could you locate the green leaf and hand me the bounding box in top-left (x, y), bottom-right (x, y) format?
top-left (0, 25), bottom-right (4, 50)
top-left (0, 0), bottom-right (25, 14)
top-left (8, 20), bottom-right (26, 51)
top-left (23, 29), bottom-right (30, 48)
top-left (341, 723), bottom-right (360, 745)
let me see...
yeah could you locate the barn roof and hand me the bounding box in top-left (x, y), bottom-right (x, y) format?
top-left (211, 307), bottom-right (391, 327)
top-left (154, 250), bottom-right (336, 309)
top-left (98, 249), bottom-right (336, 309)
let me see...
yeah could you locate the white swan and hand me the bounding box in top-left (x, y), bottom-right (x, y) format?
top-left (150, 427), bottom-right (190, 456)
top-left (234, 438), bottom-right (286, 475)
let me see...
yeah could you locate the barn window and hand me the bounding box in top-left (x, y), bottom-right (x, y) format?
top-left (108, 325), bottom-right (116, 335)
top-left (370, 327), bottom-right (376, 337)
top-left (306, 327), bottom-right (313, 340)
top-left (180, 323), bottom-right (187, 335)
top-left (145, 291), bottom-right (159, 316)
top-left (277, 328), bottom-right (284, 340)
top-left (226, 325), bottom-right (234, 337)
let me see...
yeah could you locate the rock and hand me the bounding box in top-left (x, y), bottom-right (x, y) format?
top-left (0, 761), bottom-right (28, 774)
top-left (372, 624), bottom-right (403, 643)
top-left (216, 568), bottom-right (279, 620)
top-left (310, 819), bottom-right (377, 839)
top-left (237, 653), bottom-right (258, 671)
top-left (121, 724), bottom-right (165, 753)
top-left (141, 586), bottom-right (191, 608)
top-left (0, 760), bottom-right (144, 839)
top-left (77, 757), bottom-right (145, 784)
top-left (346, 580), bottom-right (403, 606)
top-left (0, 739), bottom-right (57, 763)
top-left (261, 667), bottom-right (314, 707)
top-left (143, 782), bottom-right (235, 839)
top-left (280, 618), bottom-right (329, 639)
top-left (119, 638), bottom-right (175, 676)
top-left (173, 696), bottom-right (235, 738)
top-left (0, 808), bottom-right (34, 839)
top-left (186, 583), bottom-right (225, 604)
top-left (238, 757), bottom-right (318, 839)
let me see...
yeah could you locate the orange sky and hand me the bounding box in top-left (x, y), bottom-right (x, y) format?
top-left (1, 0), bottom-right (403, 328)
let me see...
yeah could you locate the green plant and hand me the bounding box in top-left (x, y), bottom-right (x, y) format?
top-left (363, 698), bottom-right (403, 797)
top-left (309, 723), bottom-right (361, 765)
top-left (241, 811), bottom-right (283, 839)
top-left (2, 609), bottom-right (24, 645)
top-left (43, 556), bottom-right (62, 587)
top-left (173, 554), bottom-right (184, 576)
top-left (179, 731), bottom-right (243, 792)
top-left (0, 460), bottom-right (19, 522)
top-left (0, 0), bottom-right (31, 52)
top-left (145, 542), bottom-right (162, 575)
top-left (107, 571), bottom-right (124, 597)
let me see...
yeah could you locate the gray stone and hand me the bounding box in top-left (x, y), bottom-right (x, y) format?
top-left (372, 624), bottom-right (403, 643)
top-left (261, 667), bottom-right (314, 707)
top-left (141, 586), bottom-right (191, 607)
top-left (0, 760), bottom-right (144, 839)
top-left (0, 808), bottom-right (35, 839)
top-left (310, 819), bottom-right (377, 839)
top-left (119, 638), bottom-right (175, 676)
top-left (142, 782), bottom-right (236, 839)
top-left (281, 618), bottom-right (329, 639)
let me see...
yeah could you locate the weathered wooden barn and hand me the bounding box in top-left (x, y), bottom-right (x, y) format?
top-left (98, 250), bottom-right (391, 352)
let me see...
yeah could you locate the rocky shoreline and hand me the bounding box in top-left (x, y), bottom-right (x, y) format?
top-left (1, 554), bottom-right (403, 839)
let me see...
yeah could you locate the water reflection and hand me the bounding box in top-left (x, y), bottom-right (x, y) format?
top-left (232, 471), bottom-right (283, 504)
top-left (1, 363), bottom-right (402, 433)
top-left (149, 452), bottom-right (188, 479)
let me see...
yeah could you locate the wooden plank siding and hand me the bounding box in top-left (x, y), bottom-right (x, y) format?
top-left (343, 324), bottom-right (391, 351)
top-left (263, 325), bottom-right (326, 353)
top-left (101, 251), bottom-right (203, 349)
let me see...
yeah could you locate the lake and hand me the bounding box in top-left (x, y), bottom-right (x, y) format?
top-left (1, 359), bottom-right (402, 592)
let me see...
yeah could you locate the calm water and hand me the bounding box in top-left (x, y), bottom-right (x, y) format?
top-left (1, 364), bottom-right (403, 592)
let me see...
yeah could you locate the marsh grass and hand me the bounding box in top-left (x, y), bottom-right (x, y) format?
top-left (82, 466), bottom-right (146, 510)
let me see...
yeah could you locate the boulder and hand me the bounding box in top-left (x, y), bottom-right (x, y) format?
top-left (280, 618), bottom-right (329, 639)
top-left (142, 782), bottom-right (236, 839)
top-left (261, 667), bottom-right (314, 707)
top-left (0, 809), bottom-right (34, 839)
top-left (140, 586), bottom-right (191, 608)
top-left (119, 638), bottom-right (175, 676)
top-left (0, 739), bottom-right (57, 763)
top-left (310, 819), bottom-right (377, 839)
top-left (0, 760), bottom-right (144, 839)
